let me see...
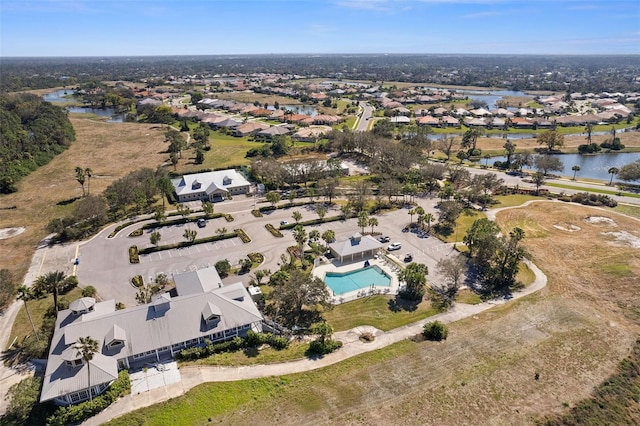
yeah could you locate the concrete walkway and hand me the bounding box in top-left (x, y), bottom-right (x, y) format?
top-left (83, 258), bottom-right (546, 425)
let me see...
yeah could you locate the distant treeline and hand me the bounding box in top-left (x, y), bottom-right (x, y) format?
top-left (1, 54), bottom-right (639, 93)
top-left (0, 94), bottom-right (75, 193)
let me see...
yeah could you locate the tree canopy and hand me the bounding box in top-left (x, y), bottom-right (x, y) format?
top-left (0, 93), bottom-right (75, 193)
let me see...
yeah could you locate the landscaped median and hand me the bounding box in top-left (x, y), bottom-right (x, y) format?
top-left (128, 229), bottom-right (250, 263)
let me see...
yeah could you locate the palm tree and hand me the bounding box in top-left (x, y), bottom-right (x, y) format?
top-left (585, 123), bottom-right (593, 145)
top-left (34, 271), bottom-right (66, 312)
top-left (292, 225), bottom-right (307, 260)
top-left (292, 211), bottom-right (302, 223)
top-left (17, 286), bottom-right (39, 341)
top-left (571, 165), bottom-right (581, 181)
top-left (368, 217), bottom-right (379, 234)
top-left (75, 336), bottom-right (99, 402)
top-left (424, 213), bottom-right (435, 233)
top-left (84, 168), bottom-right (93, 195)
top-left (407, 209), bottom-right (416, 224)
top-left (608, 167), bottom-right (619, 185)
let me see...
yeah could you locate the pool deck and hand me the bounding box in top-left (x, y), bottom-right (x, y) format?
top-left (312, 255), bottom-right (401, 304)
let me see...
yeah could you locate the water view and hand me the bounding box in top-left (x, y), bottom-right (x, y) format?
top-left (44, 89), bottom-right (124, 122)
top-left (490, 152), bottom-right (640, 181)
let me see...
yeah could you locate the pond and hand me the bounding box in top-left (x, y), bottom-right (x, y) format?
top-left (271, 104), bottom-right (318, 116)
top-left (44, 90), bottom-right (125, 122)
top-left (489, 152), bottom-right (640, 181)
top-left (460, 90), bottom-right (529, 110)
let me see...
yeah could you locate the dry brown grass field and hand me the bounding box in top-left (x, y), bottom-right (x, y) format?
top-left (0, 116), bottom-right (170, 284)
top-left (206, 203), bottom-right (640, 426)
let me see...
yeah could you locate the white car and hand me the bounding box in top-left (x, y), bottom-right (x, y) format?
top-left (387, 242), bottom-right (402, 251)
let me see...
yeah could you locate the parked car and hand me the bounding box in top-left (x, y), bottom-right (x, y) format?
top-left (387, 242), bottom-right (402, 251)
top-left (404, 253), bottom-right (413, 262)
top-left (378, 236), bottom-right (390, 243)
top-left (197, 218), bottom-right (207, 228)
top-left (280, 220), bottom-right (289, 226)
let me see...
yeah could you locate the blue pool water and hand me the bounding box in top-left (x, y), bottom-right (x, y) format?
top-left (324, 266), bottom-right (392, 296)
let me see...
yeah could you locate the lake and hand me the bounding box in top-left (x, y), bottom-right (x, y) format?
top-left (44, 90), bottom-right (124, 122)
top-left (270, 104), bottom-right (318, 116)
top-left (489, 152), bottom-right (640, 181)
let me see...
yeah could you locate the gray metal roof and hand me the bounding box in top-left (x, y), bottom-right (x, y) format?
top-left (171, 170), bottom-right (251, 199)
top-left (174, 267), bottom-right (222, 296)
top-left (329, 234), bottom-right (383, 258)
top-left (41, 281), bottom-right (262, 403)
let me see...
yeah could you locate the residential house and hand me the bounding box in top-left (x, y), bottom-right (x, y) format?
top-left (234, 122), bottom-right (270, 137)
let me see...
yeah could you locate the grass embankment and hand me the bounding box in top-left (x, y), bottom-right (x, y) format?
top-left (9, 287), bottom-right (83, 349)
top-left (107, 202), bottom-right (640, 425)
top-left (323, 295), bottom-right (438, 332)
top-left (180, 341), bottom-right (310, 367)
top-left (546, 182), bottom-right (640, 199)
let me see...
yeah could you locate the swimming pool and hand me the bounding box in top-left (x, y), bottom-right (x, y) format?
top-left (324, 266), bottom-right (392, 296)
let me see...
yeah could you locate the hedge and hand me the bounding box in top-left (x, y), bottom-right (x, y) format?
top-left (265, 224), bottom-right (283, 238)
top-left (141, 213), bottom-right (224, 230)
top-left (131, 275), bottom-right (144, 288)
top-left (46, 370), bottom-right (130, 426)
top-left (258, 200), bottom-right (312, 212)
top-left (234, 228), bottom-right (251, 243)
top-left (138, 232), bottom-right (238, 255)
top-left (279, 214), bottom-right (345, 230)
top-left (177, 331), bottom-right (289, 362)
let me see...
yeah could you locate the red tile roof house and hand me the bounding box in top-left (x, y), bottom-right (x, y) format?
top-left (417, 116), bottom-right (440, 127)
top-left (284, 114), bottom-right (310, 124)
top-left (234, 122), bottom-right (270, 137)
top-left (510, 117), bottom-right (535, 129)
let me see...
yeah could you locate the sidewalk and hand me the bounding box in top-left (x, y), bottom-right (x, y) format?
top-left (83, 258), bottom-right (546, 425)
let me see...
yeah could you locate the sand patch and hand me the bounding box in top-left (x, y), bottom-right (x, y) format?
top-left (553, 223), bottom-right (581, 232)
top-left (0, 227), bottom-right (26, 240)
top-left (585, 216), bottom-right (617, 225)
top-left (602, 231), bottom-right (640, 248)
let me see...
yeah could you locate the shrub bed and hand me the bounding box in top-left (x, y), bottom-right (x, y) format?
top-left (128, 246), bottom-right (139, 264)
top-left (138, 232), bottom-right (238, 255)
top-left (131, 275), bottom-right (144, 288)
top-left (308, 339), bottom-right (343, 355)
top-left (142, 213), bottom-right (224, 230)
top-left (46, 370), bottom-right (130, 426)
top-left (258, 200), bottom-right (311, 212)
top-left (223, 213), bottom-right (234, 222)
top-left (247, 252), bottom-right (264, 264)
top-left (234, 228), bottom-right (251, 243)
top-left (177, 331), bottom-right (289, 362)
top-left (251, 209), bottom-right (263, 217)
top-left (423, 320), bottom-right (448, 341)
top-left (265, 224), bottom-right (283, 237)
top-left (128, 228), bottom-right (143, 237)
top-left (279, 214), bottom-right (344, 230)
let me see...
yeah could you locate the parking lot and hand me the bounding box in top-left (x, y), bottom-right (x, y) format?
top-left (75, 194), bottom-right (456, 307)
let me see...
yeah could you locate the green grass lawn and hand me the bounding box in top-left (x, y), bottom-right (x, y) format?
top-left (455, 288), bottom-right (482, 305)
top-left (105, 339), bottom-right (418, 426)
top-left (180, 341), bottom-right (310, 367)
top-left (614, 204), bottom-right (640, 219)
top-left (440, 209), bottom-right (486, 244)
top-left (183, 132), bottom-right (263, 170)
top-left (8, 287), bottom-right (84, 350)
top-left (545, 182), bottom-right (640, 199)
top-left (494, 194), bottom-right (541, 208)
top-left (323, 295), bottom-right (438, 332)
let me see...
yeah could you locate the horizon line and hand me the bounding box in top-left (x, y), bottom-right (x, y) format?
top-left (2, 52), bottom-right (640, 59)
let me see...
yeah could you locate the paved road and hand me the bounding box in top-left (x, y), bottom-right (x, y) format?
top-left (355, 101), bottom-right (374, 132)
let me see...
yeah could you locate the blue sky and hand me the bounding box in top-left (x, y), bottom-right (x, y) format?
top-left (1, 0), bottom-right (639, 56)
